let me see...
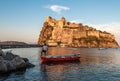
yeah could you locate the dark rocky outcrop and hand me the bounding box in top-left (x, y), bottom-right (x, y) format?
top-left (38, 16), bottom-right (119, 48)
top-left (0, 48), bottom-right (35, 74)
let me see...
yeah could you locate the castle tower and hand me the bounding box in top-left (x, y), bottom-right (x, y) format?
top-left (46, 16), bottom-right (52, 22)
top-left (58, 17), bottom-right (66, 28)
top-left (61, 17), bottom-right (66, 22)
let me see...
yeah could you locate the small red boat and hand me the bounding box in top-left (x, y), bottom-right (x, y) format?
top-left (41, 53), bottom-right (80, 63)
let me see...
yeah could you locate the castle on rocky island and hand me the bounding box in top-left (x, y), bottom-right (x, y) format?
top-left (38, 16), bottom-right (119, 47)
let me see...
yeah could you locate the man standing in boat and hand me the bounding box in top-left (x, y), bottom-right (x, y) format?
top-left (41, 43), bottom-right (48, 56)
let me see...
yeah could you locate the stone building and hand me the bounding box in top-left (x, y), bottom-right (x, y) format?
top-left (38, 16), bottom-right (119, 47)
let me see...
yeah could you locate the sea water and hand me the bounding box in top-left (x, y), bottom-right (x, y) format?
top-left (1, 47), bottom-right (120, 81)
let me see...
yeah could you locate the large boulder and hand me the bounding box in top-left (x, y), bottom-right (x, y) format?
top-left (22, 57), bottom-right (35, 68)
top-left (0, 48), bottom-right (4, 56)
top-left (26, 62), bottom-right (35, 68)
top-left (3, 52), bottom-right (18, 61)
top-left (11, 56), bottom-right (26, 69)
top-left (0, 60), bottom-right (8, 73)
top-left (0, 56), bottom-right (4, 60)
top-left (22, 58), bottom-right (29, 62)
top-left (5, 60), bottom-right (15, 71)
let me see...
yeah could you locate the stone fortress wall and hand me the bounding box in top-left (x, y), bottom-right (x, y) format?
top-left (46, 16), bottom-right (114, 40)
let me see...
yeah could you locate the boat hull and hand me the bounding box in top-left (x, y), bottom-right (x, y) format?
top-left (41, 54), bottom-right (80, 63)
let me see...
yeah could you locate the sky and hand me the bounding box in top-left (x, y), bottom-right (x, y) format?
top-left (0, 0), bottom-right (120, 44)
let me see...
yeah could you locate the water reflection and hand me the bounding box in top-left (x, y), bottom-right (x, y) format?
top-left (40, 63), bottom-right (49, 81)
top-left (40, 47), bottom-right (120, 81)
top-left (40, 61), bottom-right (80, 81)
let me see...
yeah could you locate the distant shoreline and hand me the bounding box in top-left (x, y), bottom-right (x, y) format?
top-left (0, 44), bottom-right (42, 49)
top-left (0, 45), bottom-right (119, 49)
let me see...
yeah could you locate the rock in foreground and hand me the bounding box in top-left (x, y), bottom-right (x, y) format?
top-left (0, 48), bottom-right (35, 74)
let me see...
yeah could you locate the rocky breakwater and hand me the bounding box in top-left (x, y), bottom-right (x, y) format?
top-left (38, 16), bottom-right (119, 48)
top-left (0, 48), bottom-right (35, 74)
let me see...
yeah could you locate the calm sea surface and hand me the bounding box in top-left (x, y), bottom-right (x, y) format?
top-left (1, 47), bottom-right (120, 81)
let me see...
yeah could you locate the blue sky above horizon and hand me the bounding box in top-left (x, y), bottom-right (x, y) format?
top-left (0, 0), bottom-right (120, 44)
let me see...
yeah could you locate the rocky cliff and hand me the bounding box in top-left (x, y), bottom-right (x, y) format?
top-left (38, 16), bottom-right (119, 47)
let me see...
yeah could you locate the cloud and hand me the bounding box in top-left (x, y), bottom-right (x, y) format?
top-left (45, 5), bottom-right (70, 14)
